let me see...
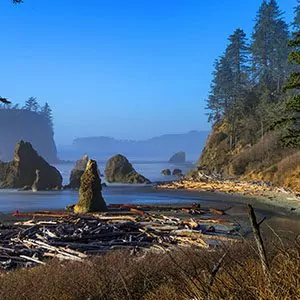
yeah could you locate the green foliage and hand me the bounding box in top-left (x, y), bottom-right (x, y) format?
top-left (206, 0), bottom-right (294, 151)
top-left (293, 0), bottom-right (300, 31)
top-left (251, 0), bottom-right (289, 91)
top-left (206, 28), bottom-right (250, 126)
top-left (277, 31), bottom-right (300, 147)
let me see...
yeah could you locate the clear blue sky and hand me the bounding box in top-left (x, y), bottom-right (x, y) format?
top-left (0, 0), bottom-right (295, 144)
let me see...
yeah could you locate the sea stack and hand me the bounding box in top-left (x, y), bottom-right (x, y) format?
top-left (67, 155), bottom-right (89, 189)
top-left (74, 159), bottom-right (107, 213)
top-left (0, 141), bottom-right (62, 190)
top-left (105, 154), bottom-right (151, 184)
top-left (168, 151), bottom-right (186, 163)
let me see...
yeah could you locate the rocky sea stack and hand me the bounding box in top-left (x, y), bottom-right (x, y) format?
top-left (169, 151), bottom-right (186, 163)
top-left (0, 141), bottom-right (62, 190)
top-left (67, 155), bottom-right (89, 189)
top-left (105, 154), bottom-right (151, 184)
top-left (74, 159), bottom-right (107, 213)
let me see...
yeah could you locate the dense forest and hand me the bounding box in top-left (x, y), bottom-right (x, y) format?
top-left (0, 97), bottom-right (58, 163)
top-left (199, 0), bottom-right (300, 190)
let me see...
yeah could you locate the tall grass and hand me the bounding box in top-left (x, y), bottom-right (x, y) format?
top-left (0, 234), bottom-right (299, 300)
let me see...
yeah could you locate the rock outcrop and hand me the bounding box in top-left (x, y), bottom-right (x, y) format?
top-left (105, 154), bottom-right (151, 184)
top-left (66, 155), bottom-right (103, 189)
top-left (74, 159), bottom-right (107, 213)
top-left (161, 169), bottom-right (171, 176)
top-left (197, 121), bottom-right (300, 192)
top-left (0, 109), bottom-right (58, 163)
top-left (169, 151), bottom-right (186, 163)
top-left (67, 155), bottom-right (89, 189)
top-left (172, 169), bottom-right (183, 177)
top-left (0, 141), bottom-right (62, 190)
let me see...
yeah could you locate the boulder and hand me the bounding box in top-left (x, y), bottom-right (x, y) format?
top-left (0, 141), bottom-right (62, 190)
top-left (74, 159), bottom-right (107, 213)
top-left (105, 154), bottom-right (151, 184)
top-left (172, 169), bottom-right (183, 177)
top-left (169, 151), bottom-right (186, 163)
top-left (161, 169), bottom-right (171, 176)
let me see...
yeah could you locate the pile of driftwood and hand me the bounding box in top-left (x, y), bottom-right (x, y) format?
top-left (0, 204), bottom-right (241, 270)
top-left (157, 176), bottom-right (295, 197)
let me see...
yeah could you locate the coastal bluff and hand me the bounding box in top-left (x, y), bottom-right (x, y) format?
top-left (0, 109), bottom-right (58, 163)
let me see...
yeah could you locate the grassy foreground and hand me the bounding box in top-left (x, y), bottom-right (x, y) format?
top-left (0, 235), bottom-right (299, 300)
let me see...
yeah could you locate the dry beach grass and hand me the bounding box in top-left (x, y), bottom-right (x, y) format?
top-left (0, 236), bottom-right (299, 300)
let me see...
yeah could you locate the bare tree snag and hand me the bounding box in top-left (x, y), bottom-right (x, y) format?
top-left (248, 204), bottom-right (269, 278)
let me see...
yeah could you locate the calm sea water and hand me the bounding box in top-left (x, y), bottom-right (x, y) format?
top-left (0, 162), bottom-right (197, 213)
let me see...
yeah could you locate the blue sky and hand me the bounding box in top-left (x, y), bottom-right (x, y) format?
top-left (0, 0), bottom-right (295, 144)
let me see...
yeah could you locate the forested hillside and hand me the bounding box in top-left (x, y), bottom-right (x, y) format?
top-left (199, 0), bottom-right (300, 191)
top-left (0, 98), bottom-right (58, 163)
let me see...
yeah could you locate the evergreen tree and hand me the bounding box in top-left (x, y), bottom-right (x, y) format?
top-left (40, 102), bottom-right (54, 132)
top-left (251, 0), bottom-right (289, 92)
top-left (276, 32), bottom-right (300, 147)
top-left (224, 29), bottom-right (251, 147)
top-left (206, 56), bottom-right (233, 122)
top-left (225, 28), bottom-right (250, 90)
top-left (293, 0), bottom-right (300, 30)
top-left (206, 28), bottom-right (250, 147)
top-left (207, 29), bottom-right (250, 122)
top-left (23, 97), bottom-right (39, 112)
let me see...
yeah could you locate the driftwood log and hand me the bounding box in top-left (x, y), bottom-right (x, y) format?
top-left (0, 206), bottom-right (241, 270)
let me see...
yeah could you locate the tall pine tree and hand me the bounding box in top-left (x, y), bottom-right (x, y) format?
top-left (23, 97), bottom-right (39, 112)
top-left (293, 0), bottom-right (300, 31)
top-left (206, 28), bottom-right (250, 148)
top-left (277, 32), bottom-right (300, 147)
top-left (206, 57), bottom-right (233, 122)
top-left (40, 102), bottom-right (54, 133)
top-left (251, 0), bottom-right (289, 92)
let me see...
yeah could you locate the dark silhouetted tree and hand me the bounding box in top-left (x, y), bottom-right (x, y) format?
top-left (40, 102), bottom-right (54, 132)
top-left (24, 97), bottom-right (39, 112)
top-left (251, 0), bottom-right (289, 92)
top-left (276, 32), bottom-right (300, 147)
top-left (206, 28), bottom-right (250, 148)
top-left (293, 1), bottom-right (300, 31)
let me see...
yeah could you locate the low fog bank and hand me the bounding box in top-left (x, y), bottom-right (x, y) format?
top-left (57, 130), bottom-right (209, 162)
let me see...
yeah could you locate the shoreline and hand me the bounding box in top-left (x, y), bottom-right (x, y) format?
top-left (155, 179), bottom-right (300, 217)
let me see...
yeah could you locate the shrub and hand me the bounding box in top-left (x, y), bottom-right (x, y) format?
top-left (0, 235), bottom-right (299, 300)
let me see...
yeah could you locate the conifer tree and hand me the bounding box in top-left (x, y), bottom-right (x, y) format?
top-left (251, 0), bottom-right (289, 92)
top-left (23, 97), bottom-right (39, 112)
top-left (206, 28), bottom-right (250, 147)
top-left (293, 0), bottom-right (300, 30)
top-left (206, 57), bottom-right (233, 122)
top-left (277, 32), bottom-right (300, 147)
top-left (40, 102), bottom-right (54, 132)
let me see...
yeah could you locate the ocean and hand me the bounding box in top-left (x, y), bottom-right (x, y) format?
top-left (0, 162), bottom-right (197, 213)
